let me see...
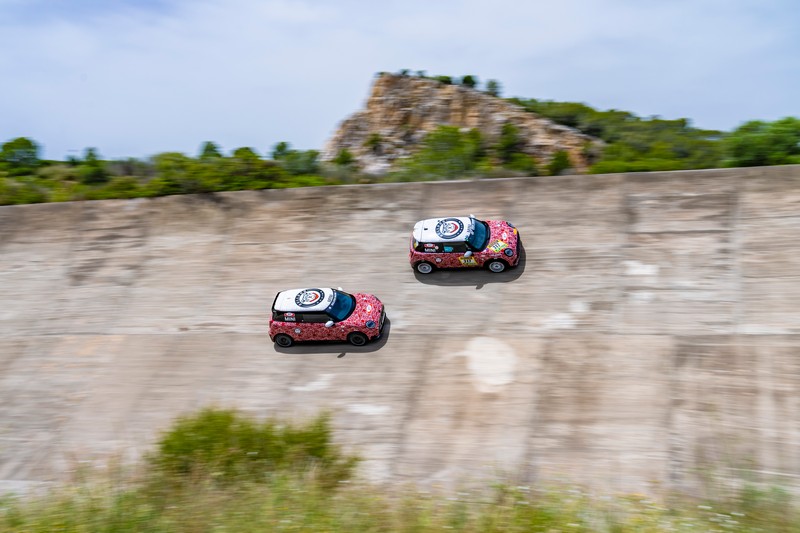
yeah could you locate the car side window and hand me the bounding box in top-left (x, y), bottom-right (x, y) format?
top-left (301, 312), bottom-right (330, 323)
top-left (273, 311), bottom-right (296, 322)
top-left (418, 242), bottom-right (441, 253)
top-left (442, 242), bottom-right (468, 253)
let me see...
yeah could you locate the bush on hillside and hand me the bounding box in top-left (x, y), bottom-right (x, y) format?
top-left (147, 408), bottom-right (358, 488)
top-left (547, 150), bottom-right (572, 176)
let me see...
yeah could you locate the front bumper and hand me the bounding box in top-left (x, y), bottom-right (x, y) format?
top-left (372, 307), bottom-right (386, 340)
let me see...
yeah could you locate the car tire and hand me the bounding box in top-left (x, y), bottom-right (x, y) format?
top-left (274, 334), bottom-right (294, 347)
top-left (487, 260), bottom-right (506, 273)
top-left (415, 261), bottom-right (434, 274)
top-left (348, 332), bottom-right (368, 346)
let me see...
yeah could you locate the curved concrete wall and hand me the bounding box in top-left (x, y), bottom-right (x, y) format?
top-left (1, 166), bottom-right (799, 495)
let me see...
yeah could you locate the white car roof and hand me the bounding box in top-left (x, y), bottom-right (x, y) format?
top-left (413, 217), bottom-right (474, 243)
top-left (273, 288), bottom-right (335, 312)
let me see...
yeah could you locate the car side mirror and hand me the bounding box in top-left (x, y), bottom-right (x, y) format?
top-left (325, 321), bottom-right (334, 328)
top-left (464, 251), bottom-right (473, 257)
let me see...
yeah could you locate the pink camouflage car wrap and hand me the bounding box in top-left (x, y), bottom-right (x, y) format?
top-left (269, 288), bottom-right (385, 347)
top-left (409, 216), bottom-right (520, 274)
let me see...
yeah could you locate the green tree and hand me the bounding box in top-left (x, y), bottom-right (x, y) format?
top-left (460, 75), bottom-right (478, 89)
top-left (222, 147), bottom-right (285, 190)
top-left (271, 141), bottom-right (291, 160)
top-left (282, 149), bottom-right (320, 176)
top-left (271, 142), bottom-right (320, 176)
top-left (147, 152), bottom-right (198, 195)
top-left (199, 141), bottom-right (222, 160)
top-left (232, 147), bottom-right (260, 161)
top-left (486, 79), bottom-right (502, 97)
top-left (77, 147), bottom-right (109, 184)
top-left (434, 75), bottom-right (453, 85)
top-left (723, 117), bottom-right (800, 167)
top-left (0, 137), bottom-right (40, 176)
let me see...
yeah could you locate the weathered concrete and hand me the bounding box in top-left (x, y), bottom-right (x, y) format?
top-left (1, 166), bottom-right (800, 496)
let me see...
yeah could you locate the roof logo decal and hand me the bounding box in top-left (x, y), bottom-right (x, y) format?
top-left (434, 218), bottom-right (465, 239)
top-left (295, 288), bottom-right (325, 307)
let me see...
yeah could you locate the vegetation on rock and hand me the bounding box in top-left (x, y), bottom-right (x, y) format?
top-left (2, 71), bottom-right (798, 205)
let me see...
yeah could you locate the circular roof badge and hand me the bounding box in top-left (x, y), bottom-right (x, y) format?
top-left (295, 288), bottom-right (325, 307)
top-left (435, 218), bottom-right (464, 239)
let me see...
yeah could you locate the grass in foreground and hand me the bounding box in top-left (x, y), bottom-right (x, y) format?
top-left (3, 478), bottom-right (799, 533)
top-left (1, 408), bottom-right (798, 532)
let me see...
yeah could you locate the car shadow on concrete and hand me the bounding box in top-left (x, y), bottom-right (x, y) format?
top-left (274, 318), bottom-right (392, 358)
top-left (412, 240), bottom-right (527, 289)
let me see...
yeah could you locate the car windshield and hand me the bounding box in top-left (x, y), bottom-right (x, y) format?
top-left (466, 218), bottom-right (489, 250)
top-left (326, 290), bottom-right (356, 322)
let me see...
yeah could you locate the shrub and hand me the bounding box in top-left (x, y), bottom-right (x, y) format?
top-left (589, 159), bottom-right (687, 174)
top-left (78, 148), bottom-right (110, 185)
top-left (723, 117), bottom-right (800, 167)
top-left (497, 123), bottom-right (524, 164)
top-left (396, 126), bottom-right (485, 180)
top-left (0, 178), bottom-right (48, 205)
top-left (364, 133), bottom-right (383, 155)
top-left (547, 150), bottom-right (572, 176)
top-left (85, 176), bottom-right (144, 200)
top-left (333, 148), bottom-right (355, 166)
top-left (282, 150), bottom-right (320, 176)
top-left (148, 408), bottom-right (358, 488)
top-left (505, 153), bottom-right (539, 175)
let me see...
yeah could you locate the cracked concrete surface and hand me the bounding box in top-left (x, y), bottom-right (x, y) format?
top-left (1, 166), bottom-right (799, 495)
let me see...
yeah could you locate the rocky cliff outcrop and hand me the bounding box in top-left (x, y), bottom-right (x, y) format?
top-left (321, 73), bottom-right (602, 175)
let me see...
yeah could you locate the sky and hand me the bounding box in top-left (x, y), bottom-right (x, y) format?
top-left (1, 0), bottom-right (798, 160)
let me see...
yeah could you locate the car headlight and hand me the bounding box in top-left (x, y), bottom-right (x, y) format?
top-left (366, 320), bottom-right (376, 328)
top-left (504, 248), bottom-right (514, 257)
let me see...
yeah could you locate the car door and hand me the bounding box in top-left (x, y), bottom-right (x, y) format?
top-left (443, 242), bottom-right (478, 268)
top-left (419, 242), bottom-right (447, 268)
top-left (298, 312), bottom-right (340, 341)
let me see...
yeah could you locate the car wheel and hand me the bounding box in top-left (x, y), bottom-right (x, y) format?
top-left (274, 334), bottom-right (294, 347)
top-left (487, 260), bottom-right (506, 273)
top-left (348, 332), bottom-right (368, 346)
top-left (415, 262), bottom-right (434, 274)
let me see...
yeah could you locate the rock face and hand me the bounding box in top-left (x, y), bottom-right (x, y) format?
top-left (321, 73), bottom-right (602, 175)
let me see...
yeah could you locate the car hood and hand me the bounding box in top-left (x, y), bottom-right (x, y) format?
top-left (485, 220), bottom-right (519, 252)
top-left (350, 293), bottom-right (384, 324)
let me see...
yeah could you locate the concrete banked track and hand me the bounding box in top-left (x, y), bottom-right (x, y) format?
top-left (1, 166), bottom-right (799, 495)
